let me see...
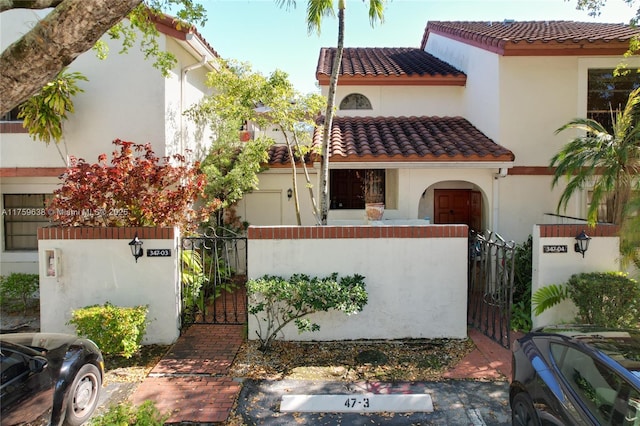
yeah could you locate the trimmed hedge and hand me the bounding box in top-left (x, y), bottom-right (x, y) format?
top-left (69, 302), bottom-right (148, 358)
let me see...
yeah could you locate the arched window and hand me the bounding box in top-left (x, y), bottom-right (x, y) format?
top-left (339, 93), bottom-right (372, 110)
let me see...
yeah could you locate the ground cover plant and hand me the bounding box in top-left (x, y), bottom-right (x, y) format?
top-left (229, 338), bottom-right (475, 382)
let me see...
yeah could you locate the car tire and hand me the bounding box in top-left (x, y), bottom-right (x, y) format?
top-left (512, 392), bottom-right (540, 426)
top-left (63, 363), bottom-right (102, 426)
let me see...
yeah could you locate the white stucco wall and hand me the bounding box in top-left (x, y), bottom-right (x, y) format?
top-left (330, 85), bottom-right (464, 118)
top-left (37, 228), bottom-right (181, 345)
top-left (1, 10), bottom-right (216, 277)
top-left (0, 9), bottom-right (215, 167)
top-left (532, 224), bottom-right (621, 328)
top-left (236, 167), bottom-right (321, 226)
top-left (245, 165), bottom-right (501, 233)
top-left (423, 33), bottom-right (640, 244)
top-left (247, 225), bottom-right (469, 341)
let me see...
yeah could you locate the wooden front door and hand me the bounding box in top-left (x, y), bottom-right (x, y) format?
top-left (434, 189), bottom-right (482, 231)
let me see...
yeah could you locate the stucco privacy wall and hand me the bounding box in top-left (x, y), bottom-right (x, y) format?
top-left (532, 224), bottom-right (620, 329)
top-left (37, 227), bottom-right (180, 345)
top-left (247, 225), bottom-right (468, 341)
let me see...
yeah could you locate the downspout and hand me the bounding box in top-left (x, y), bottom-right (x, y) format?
top-left (180, 55), bottom-right (207, 158)
top-left (492, 168), bottom-right (508, 232)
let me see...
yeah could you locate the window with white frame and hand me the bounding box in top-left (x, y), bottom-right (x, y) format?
top-left (3, 194), bottom-right (52, 251)
top-left (587, 69), bottom-right (640, 133)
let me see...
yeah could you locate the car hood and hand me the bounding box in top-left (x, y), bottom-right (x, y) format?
top-left (0, 332), bottom-right (82, 353)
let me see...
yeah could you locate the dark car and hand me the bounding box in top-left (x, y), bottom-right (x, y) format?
top-left (0, 333), bottom-right (104, 426)
top-left (510, 325), bottom-right (640, 425)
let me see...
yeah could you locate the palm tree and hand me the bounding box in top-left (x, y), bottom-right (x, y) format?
top-left (277, 0), bottom-right (386, 224)
top-left (551, 86), bottom-right (640, 229)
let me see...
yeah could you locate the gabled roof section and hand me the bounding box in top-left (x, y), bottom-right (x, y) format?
top-left (316, 47), bottom-right (466, 86)
top-left (421, 20), bottom-right (640, 56)
top-left (151, 13), bottom-right (219, 62)
top-left (306, 116), bottom-right (514, 164)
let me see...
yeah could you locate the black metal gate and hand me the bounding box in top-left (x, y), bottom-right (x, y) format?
top-left (468, 230), bottom-right (516, 349)
top-left (180, 227), bottom-right (247, 326)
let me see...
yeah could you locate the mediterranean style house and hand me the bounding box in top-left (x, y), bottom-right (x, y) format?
top-left (0, 9), bottom-right (218, 275)
top-left (237, 20), bottom-right (640, 244)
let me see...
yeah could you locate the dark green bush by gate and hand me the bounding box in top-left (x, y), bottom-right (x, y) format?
top-left (69, 302), bottom-right (148, 358)
top-left (533, 272), bottom-right (640, 328)
top-left (568, 272), bottom-right (640, 328)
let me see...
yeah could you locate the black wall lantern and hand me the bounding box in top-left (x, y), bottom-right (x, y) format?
top-left (287, 188), bottom-right (293, 199)
top-left (128, 233), bottom-right (144, 262)
top-left (574, 230), bottom-right (591, 258)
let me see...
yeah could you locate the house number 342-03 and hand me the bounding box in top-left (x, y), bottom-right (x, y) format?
top-left (146, 249), bottom-right (172, 257)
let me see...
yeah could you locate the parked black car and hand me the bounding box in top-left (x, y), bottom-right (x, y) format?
top-left (510, 325), bottom-right (640, 425)
top-left (0, 333), bottom-right (104, 426)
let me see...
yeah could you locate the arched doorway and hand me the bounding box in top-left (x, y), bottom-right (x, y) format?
top-left (418, 182), bottom-right (485, 232)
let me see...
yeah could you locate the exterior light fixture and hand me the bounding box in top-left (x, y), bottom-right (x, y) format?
top-left (128, 233), bottom-right (144, 263)
top-left (574, 230), bottom-right (591, 258)
top-left (287, 188), bottom-right (293, 199)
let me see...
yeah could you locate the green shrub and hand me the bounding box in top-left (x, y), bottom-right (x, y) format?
top-left (68, 302), bottom-right (148, 358)
top-left (90, 400), bottom-right (169, 425)
top-left (533, 272), bottom-right (640, 328)
top-left (0, 273), bottom-right (39, 315)
top-left (511, 236), bottom-right (533, 332)
top-left (248, 273), bottom-right (368, 351)
top-left (568, 272), bottom-right (640, 328)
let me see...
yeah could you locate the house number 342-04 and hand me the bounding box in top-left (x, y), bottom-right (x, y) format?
top-left (146, 249), bottom-right (172, 257)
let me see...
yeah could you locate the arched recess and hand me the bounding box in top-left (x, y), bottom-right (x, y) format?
top-left (418, 181), bottom-right (488, 232)
top-left (339, 93), bottom-right (372, 110)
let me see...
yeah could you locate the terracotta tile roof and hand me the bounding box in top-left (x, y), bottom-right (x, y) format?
top-left (151, 13), bottom-right (219, 58)
top-left (316, 47), bottom-right (466, 86)
top-left (294, 116), bottom-right (513, 164)
top-left (267, 145), bottom-right (313, 166)
top-left (421, 21), bottom-right (640, 56)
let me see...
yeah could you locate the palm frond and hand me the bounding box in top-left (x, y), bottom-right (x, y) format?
top-left (306, 0), bottom-right (335, 35)
top-left (366, 0), bottom-right (386, 26)
top-left (532, 284), bottom-right (569, 316)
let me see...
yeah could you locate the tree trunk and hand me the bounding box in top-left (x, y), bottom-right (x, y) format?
top-left (281, 126), bottom-right (302, 225)
top-left (0, 0), bottom-right (142, 115)
top-left (318, 3), bottom-right (345, 225)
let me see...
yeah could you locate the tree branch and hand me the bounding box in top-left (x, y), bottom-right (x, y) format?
top-left (0, 1), bottom-right (63, 12)
top-left (0, 0), bottom-right (142, 115)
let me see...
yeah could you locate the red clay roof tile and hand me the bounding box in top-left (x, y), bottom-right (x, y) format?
top-left (303, 116), bottom-right (515, 164)
top-left (316, 47), bottom-right (466, 86)
top-left (421, 20), bottom-right (640, 55)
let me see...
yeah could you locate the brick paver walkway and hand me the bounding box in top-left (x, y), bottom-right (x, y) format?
top-left (131, 324), bottom-right (244, 424)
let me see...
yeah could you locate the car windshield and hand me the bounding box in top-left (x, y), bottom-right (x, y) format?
top-left (541, 327), bottom-right (640, 376)
top-left (570, 331), bottom-right (640, 376)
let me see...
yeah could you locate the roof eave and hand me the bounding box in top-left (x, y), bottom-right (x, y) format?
top-left (316, 74), bottom-right (467, 86)
top-left (424, 27), bottom-right (635, 56)
top-left (329, 154), bottom-right (514, 169)
top-left (501, 41), bottom-right (635, 56)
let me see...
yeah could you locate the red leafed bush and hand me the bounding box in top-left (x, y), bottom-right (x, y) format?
top-left (46, 139), bottom-right (220, 231)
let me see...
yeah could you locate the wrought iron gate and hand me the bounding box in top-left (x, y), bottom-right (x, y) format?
top-left (180, 227), bottom-right (247, 326)
top-left (468, 230), bottom-right (516, 349)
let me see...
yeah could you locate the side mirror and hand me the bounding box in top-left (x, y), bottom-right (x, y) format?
top-left (29, 356), bottom-right (48, 373)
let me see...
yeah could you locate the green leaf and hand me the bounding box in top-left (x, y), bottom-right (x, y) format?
top-left (532, 284), bottom-right (569, 316)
